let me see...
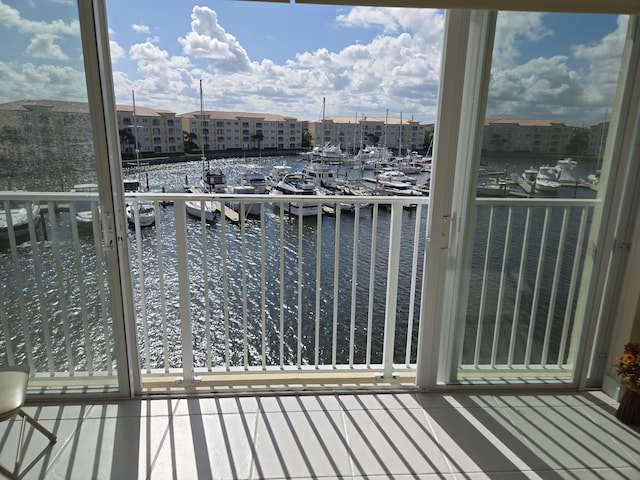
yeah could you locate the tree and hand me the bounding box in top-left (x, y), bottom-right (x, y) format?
top-left (564, 129), bottom-right (589, 157)
top-left (183, 130), bottom-right (199, 153)
top-left (301, 130), bottom-right (312, 149)
top-left (251, 132), bottom-right (264, 150)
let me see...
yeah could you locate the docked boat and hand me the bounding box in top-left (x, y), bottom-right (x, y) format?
top-left (534, 166), bottom-right (561, 193)
top-left (555, 157), bottom-right (579, 185)
top-left (0, 199), bottom-right (41, 242)
top-left (203, 166), bottom-right (227, 193)
top-left (302, 162), bottom-right (337, 190)
top-left (476, 169), bottom-right (509, 197)
top-left (308, 142), bottom-right (345, 164)
top-left (124, 178), bottom-right (155, 227)
top-left (375, 170), bottom-right (417, 185)
top-left (238, 165), bottom-right (268, 194)
top-left (70, 183), bottom-right (99, 227)
top-left (266, 165), bottom-right (293, 190)
top-left (269, 172), bottom-right (320, 217)
top-left (185, 187), bottom-right (217, 223)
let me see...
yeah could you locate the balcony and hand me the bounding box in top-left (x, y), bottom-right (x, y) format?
top-left (1, 189), bottom-right (598, 393)
top-left (2, 390), bottom-right (638, 479)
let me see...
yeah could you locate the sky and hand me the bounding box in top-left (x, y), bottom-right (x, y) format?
top-left (0, 0), bottom-right (629, 126)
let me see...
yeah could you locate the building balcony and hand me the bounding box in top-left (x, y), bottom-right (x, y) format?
top-left (2, 389), bottom-right (637, 478)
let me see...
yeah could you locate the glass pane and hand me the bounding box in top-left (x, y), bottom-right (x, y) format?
top-left (0, 1), bottom-right (117, 393)
top-left (457, 13), bottom-right (627, 381)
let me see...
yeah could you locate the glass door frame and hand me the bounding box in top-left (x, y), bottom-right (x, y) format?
top-left (416, 11), bottom-right (640, 391)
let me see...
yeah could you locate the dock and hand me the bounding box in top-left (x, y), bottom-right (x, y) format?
top-left (185, 186), bottom-right (239, 223)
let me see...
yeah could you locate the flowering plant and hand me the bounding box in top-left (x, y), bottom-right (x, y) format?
top-left (616, 341), bottom-right (640, 389)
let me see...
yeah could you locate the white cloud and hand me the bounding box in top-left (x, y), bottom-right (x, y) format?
top-left (25, 33), bottom-right (68, 60)
top-left (0, 61), bottom-right (87, 104)
top-left (132, 23), bottom-right (150, 34)
top-left (0, 1), bottom-right (79, 36)
top-left (487, 13), bottom-right (627, 126)
top-left (110, 40), bottom-right (126, 63)
top-left (178, 6), bottom-right (251, 72)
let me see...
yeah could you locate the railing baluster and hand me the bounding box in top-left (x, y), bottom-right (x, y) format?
top-left (132, 200), bottom-right (150, 374)
top-left (366, 203), bottom-right (379, 368)
top-left (380, 202), bottom-right (403, 380)
top-left (240, 203), bottom-right (249, 370)
top-left (27, 201), bottom-right (54, 376)
top-left (200, 200), bottom-right (211, 371)
top-left (219, 202), bottom-right (230, 371)
top-left (278, 202), bottom-right (285, 369)
top-left (558, 207), bottom-right (588, 368)
top-left (541, 207), bottom-right (570, 367)
top-left (525, 207), bottom-right (551, 367)
top-left (69, 200), bottom-right (94, 374)
top-left (475, 206), bottom-right (495, 368)
top-left (490, 206), bottom-right (513, 368)
top-left (152, 200), bottom-right (169, 373)
top-left (349, 204), bottom-right (360, 367)
top-left (314, 202), bottom-right (322, 368)
top-left (260, 203), bottom-right (267, 369)
top-left (174, 201), bottom-right (197, 386)
top-left (405, 204), bottom-right (423, 367)
top-left (508, 207), bottom-right (532, 368)
top-left (332, 206), bottom-right (341, 368)
top-left (91, 200), bottom-right (112, 375)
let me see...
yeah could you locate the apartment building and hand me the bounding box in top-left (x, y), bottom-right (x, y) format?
top-left (178, 110), bottom-right (303, 152)
top-left (482, 118), bottom-right (575, 153)
top-left (116, 104), bottom-right (183, 157)
top-left (308, 115), bottom-right (434, 154)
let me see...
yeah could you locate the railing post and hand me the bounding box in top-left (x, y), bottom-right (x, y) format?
top-left (380, 201), bottom-right (403, 380)
top-left (175, 201), bottom-right (200, 386)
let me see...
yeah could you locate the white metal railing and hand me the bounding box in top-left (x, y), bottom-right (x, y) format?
top-left (458, 197), bottom-right (599, 377)
top-left (0, 191), bottom-right (599, 388)
top-left (126, 191), bottom-right (429, 384)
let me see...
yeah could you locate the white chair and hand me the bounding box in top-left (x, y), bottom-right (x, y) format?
top-left (0, 365), bottom-right (56, 480)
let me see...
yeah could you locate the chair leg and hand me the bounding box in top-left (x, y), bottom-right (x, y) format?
top-left (18, 410), bottom-right (57, 443)
top-left (10, 410), bottom-right (57, 477)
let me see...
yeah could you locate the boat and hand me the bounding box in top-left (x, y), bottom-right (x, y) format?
top-left (269, 172), bottom-right (320, 217)
top-left (476, 169), bottom-right (509, 197)
top-left (308, 142), bottom-right (345, 164)
top-left (0, 198), bottom-right (41, 242)
top-left (534, 165), bottom-right (561, 193)
top-left (375, 170), bottom-right (417, 185)
top-left (266, 165), bottom-right (293, 190)
top-left (202, 166), bottom-right (227, 193)
top-left (70, 183), bottom-right (99, 227)
top-left (555, 158), bottom-right (579, 185)
top-left (302, 162), bottom-right (337, 191)
top-left (124, 178), bottom-right (155, 227)
top-left (124, 89), bottom-right (155, 228)
top-left (185, 80), bottom-right (218, 224)
top-left (238, 165), bottom-right (268, 194)
top-left (522, 167), bottom-right (538, 184)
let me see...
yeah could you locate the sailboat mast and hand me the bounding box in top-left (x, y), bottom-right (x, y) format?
top-left (132, 89), bottom-right (141, 185)
top-left (200, 79), bottom-right (206, 162)
top-left (398, 111), bottom-right (403, 157)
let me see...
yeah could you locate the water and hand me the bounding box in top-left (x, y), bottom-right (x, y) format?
top-left (1, 153), bottom-right (597, 373)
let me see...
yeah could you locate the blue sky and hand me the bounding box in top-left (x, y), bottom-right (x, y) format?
top-left (0, 0), bottom-right (628, 126)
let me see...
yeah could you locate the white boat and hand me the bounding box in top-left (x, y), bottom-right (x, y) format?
top-left (238, 165), bottom-right (268, 194)
top-left (534, 166), bottom-right (561, 193)
top-left (522, 167), bottom-right (538, 184)
top-left (226, 184), bottom-right (261, 216)
top-left (302, 162), bottom-right (337, 190)
top-left (555, 157), bottom-right (579, 184)
top-left (269, 172), bottom-right (320, 217)
top-left (203, 167), bottom-right (227, 193)
top-left (376, 170), bottom-right (417, 185)
top-left (0, 199), bottom-right (40, 242)
top-left (266, 165), bottom-right (293, 189)
top-left (477, 169), bottom-right (509, 197)
top-left (70, 183), bottom-right (99, 226)
top-left (124, 90), bottom-right (155, 228)
top-left (124, 178), bottom-right (155, 227)
top-left (185, 188), bottom-right (218, 223)
top-left (308, 142), bottom-right (345, 164)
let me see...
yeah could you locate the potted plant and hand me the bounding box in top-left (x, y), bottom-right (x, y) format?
top-left (615, 341), bottom-right (640, 426)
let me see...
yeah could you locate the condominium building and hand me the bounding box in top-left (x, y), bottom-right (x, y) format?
top-left (178, 110), bottom-right (303, 152)
top-left (116, 104), bottom-right (183, 157)
top-left (482, 118), bottom-right (575, 154)
top-left (308, 116), bottom-right (434, 154)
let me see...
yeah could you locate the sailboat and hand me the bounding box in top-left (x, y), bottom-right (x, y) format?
top-left (185, 79), bottom-right (218, 223)
top-left (125, 89), bottom-right (155, 228)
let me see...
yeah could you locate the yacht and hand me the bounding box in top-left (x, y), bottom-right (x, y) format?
top-left (124, 178), bottom-right (155, 227)
top-left (266, 165), bottom-right (293, 190)
top-left (302, 162), bottom-right (337, 190)
top-left (555, 157), bottom-right (579, 185)
top-left (534, 166), bottom-right (561, 193)
top-left (269, 172), bottom-right (320, 217)
top-left (70, 183), bottom-right (99, 227)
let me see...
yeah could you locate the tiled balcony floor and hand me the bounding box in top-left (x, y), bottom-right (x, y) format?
top-left (1, 389), bottom-right (639, 479)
